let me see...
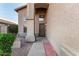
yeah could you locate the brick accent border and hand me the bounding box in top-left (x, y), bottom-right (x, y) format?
top-left (43, 41), bottom-right (58, 56)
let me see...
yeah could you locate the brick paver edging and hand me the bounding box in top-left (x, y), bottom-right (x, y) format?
top-left (43, 41), bottom-right (58, 56)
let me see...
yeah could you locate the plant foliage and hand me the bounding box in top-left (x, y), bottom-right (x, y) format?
top-left (0, 33), bottom-right (15, 56)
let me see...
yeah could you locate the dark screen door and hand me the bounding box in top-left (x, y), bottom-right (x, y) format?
top-left (39, 23), bottom-right (45, 37)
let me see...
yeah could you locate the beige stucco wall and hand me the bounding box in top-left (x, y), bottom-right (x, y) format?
top-left (46, 3), bottom-right (79, 55)
top-left (35, 14), bottom-right (39, 36)
top-left (0, 24), bottom-right (7, 33)
top-left (18, 14), bottom-right (24, 33)
top-left (18, 7), bottom-right (27, 17)
top-left (24, 20), bottom-right (35, 42)
top-left (27, 3), bottom-right (34, 19)
top-left (17, 3), bottom-right (35, 42)
top-left (24, 20), bottom-right (34, 35)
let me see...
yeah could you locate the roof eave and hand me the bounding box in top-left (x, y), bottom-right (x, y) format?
top-left (15, 5), bottom-right (27, 12)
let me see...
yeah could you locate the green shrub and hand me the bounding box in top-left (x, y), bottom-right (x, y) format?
top-left (0, 33), bottom-right (15, 56)
top-left (7, 25), bottom-right (18, 35)
top-left (0, 49), bottom-right (3, 56)
top-left (7, 25), bottom-right (27, 35)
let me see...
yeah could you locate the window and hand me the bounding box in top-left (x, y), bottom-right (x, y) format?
top-left (39, 15), bottom-right (45, 22)
top-left (39, 18), bottom-right (44, 21)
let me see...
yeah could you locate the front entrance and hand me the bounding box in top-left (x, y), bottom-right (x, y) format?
top-left (39, 23), bottom-right (45, 37)
top-left (39, 15), bottom-right (45, 37)
top-left (35, 8), bottom-right (47, 37)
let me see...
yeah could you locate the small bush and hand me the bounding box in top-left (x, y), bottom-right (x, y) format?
top-left (7, 25), bottom-right (18, 35)
top-left (0, 33), bottom-right (15, 56)
top-left (7, 25), bottom-right (27, 35)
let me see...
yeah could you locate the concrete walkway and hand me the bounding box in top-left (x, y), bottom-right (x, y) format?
top-left (28, 38), bottom-right (46, 56)
top-left (12, 42), bottom-right (33, 56)
top-left (28, 37), bottom-right (57, 56)
top-left (12, 37), bottom-right (57, 56)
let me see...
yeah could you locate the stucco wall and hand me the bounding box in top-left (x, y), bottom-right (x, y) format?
top-left (0, 24), bottom-right (7, 33)
top-left (24, 20), bottom-right (35, 42)
top-left (46, 3), bottom-right (79, 55)
top-left (35, 14), bottom-right (39, 36)
top-left (27, 3), bottom-right (34, 19)
top-left (18, 14), bottom-right (24, 33)
top-left (18, 7), bottom-right (27, 17)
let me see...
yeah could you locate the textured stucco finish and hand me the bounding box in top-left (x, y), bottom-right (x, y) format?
top-left (27, 3), bottom-right (34, 19)
top-left (0, 24), bottom-right (7, 33)
top-left (24, 20), bottom-right (35, 42)
top-left (18, 7), bottom-right (27, 17)
top-left (46, 3), bottom-right (79, 55)
top-left (18, 14), bottom-right (24, 33)
top-left (16, 3), bottom-right (79, 55)
top-left (35, 14), bottom-right (39, 36)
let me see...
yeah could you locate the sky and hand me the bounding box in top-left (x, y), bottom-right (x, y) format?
top-left (0, 3), bottom-right (26, 24)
